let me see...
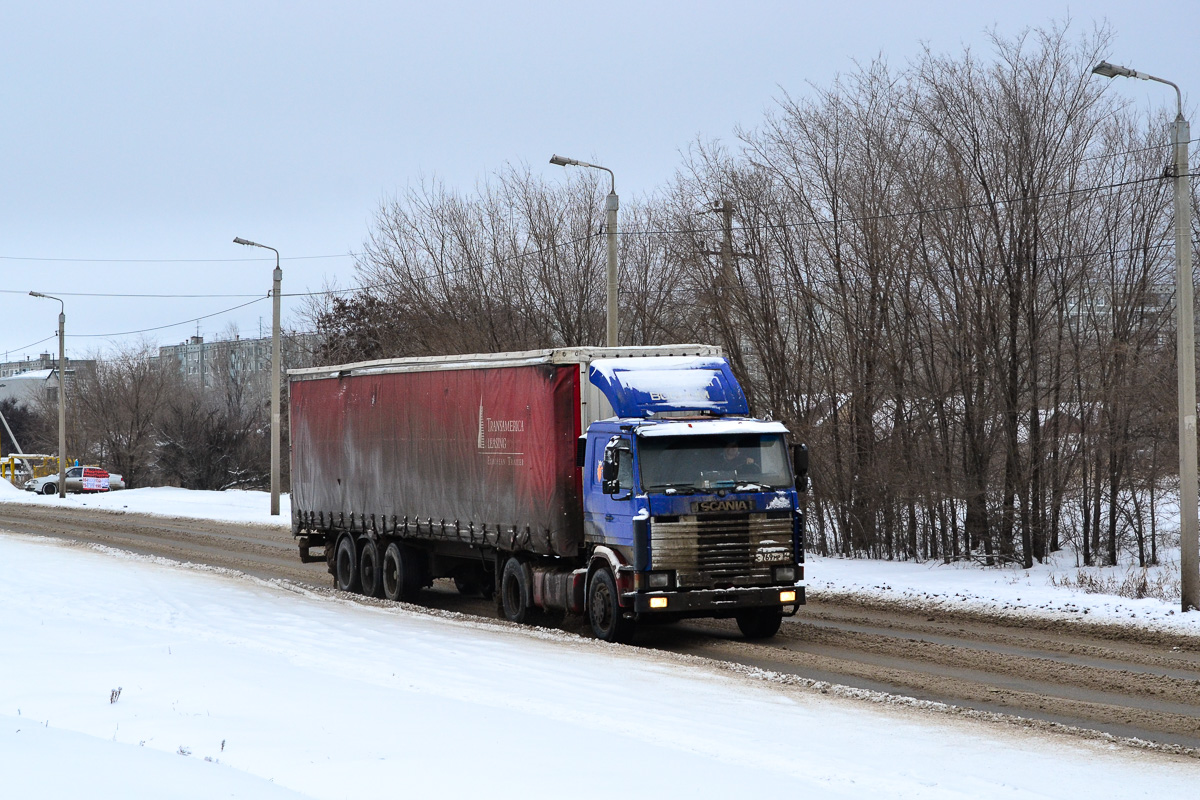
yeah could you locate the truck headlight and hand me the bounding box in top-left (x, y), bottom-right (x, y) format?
top-left (779, 590), bottom-right (797, 603)
top-left (773, 566), bottom-right (796, 583)
top-left (646, 571), bottom-right (673, 589)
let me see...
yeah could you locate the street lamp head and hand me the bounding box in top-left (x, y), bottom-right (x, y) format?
top-left (1091, 60), bottom-right (1134, 79)
top-left (233, 237), bottom-right (258, 247)
top-left (1090, 60), bottom-right (1182, 119)
top-left (549, 154), bottom-right (581, 167)
top-left (29, 291), bottom-right (44, 298)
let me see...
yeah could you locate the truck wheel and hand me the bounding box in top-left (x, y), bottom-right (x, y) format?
top-left (588, 569), bottom-right (635, 644)
top-left (500, 557), bottom-right (535, 624)
top-left (382, 542), bottom-right (418, 602)
top-left (735, 606), bottom-right (783, 639)
top-left (335, 534), bottom-right (361, 593)
top-left (359, 539), bottom-right (384, 598)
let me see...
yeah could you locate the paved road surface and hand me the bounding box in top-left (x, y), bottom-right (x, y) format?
top-left (3, 502), bottom-right (1198, 751)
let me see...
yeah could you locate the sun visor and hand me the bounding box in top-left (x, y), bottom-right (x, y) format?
top-left (588, 357), bottom-right (749, 418)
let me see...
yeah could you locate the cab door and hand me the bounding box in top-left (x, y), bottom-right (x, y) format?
top-left (583, 434), bottom-right (636, 547)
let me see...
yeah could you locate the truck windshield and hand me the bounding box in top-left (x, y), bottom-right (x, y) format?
top-left (638, 433), bottom-right (792, 493)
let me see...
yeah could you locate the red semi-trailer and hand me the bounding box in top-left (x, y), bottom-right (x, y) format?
top-left (290, 351), bottom-right (587, 562)
top-left (290, 346), bottom-right (807, 641)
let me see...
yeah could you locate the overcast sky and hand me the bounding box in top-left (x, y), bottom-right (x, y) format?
top-left (1, 1), bottom-right (1196, 363)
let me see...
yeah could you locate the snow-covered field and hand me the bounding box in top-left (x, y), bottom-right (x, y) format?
top-left (3, 481), bottom-right (1200, 797)
top-left (0, 480), bottom-right (291, 525)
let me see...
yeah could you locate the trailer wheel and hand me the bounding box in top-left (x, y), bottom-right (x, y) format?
top-left (382, 542), bottom-right (419, 602)
top-left (587, 568), bottom-right (635, 644)
top-left (359, 539), bottom-right (385, 598)
top-left (735, 606), bottom-right (783, 639)
top-left (499, 557), bottom-right (535, 624)
top-left (335, 534), bottom-right (361, 593)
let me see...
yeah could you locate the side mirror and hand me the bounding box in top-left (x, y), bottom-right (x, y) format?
top-left (576, 436), bottom-right (588, 468)
top-left (601, 455), bottom-right (619, 494)
top-left (792, 442), bottom-right (809, 492)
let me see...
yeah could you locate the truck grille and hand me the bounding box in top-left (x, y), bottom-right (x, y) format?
top-left (650, 513), bottom-right (794, 588)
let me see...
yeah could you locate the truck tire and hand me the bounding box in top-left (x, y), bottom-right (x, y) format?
top-left (499, 557), bottom-right (535, 624)
top-left (382, 542), bottom-right (419, 602)
top-left (735, 606), bottom-right (783, 639)
top-left (587, 568), bottom-right (635, 644)
top-left (335, 534), bottom-right (361, 593)
top-left (360, 539), bottom-right (384, 598)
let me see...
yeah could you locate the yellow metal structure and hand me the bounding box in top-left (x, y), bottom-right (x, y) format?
top-left (1, 454), bottom-right (61, 487)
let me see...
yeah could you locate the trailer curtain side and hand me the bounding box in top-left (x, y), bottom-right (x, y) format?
top-left (290, 363), bottom-right (583, 557)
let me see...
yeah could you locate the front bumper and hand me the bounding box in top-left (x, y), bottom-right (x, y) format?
top-left (624, 585), bottom-right (805, 615)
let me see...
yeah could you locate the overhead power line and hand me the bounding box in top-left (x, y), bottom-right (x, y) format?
top-left (617, 239), bottom-right (1189, 295)
top-left (0, 252), bottom-right (358, 264)
top-left (4, 334), bottom-right (57, 355)
top-left (620, 172), bottom-right (1200, 238)
top-left (0, 289), bottom-right (262, 299)
top-left (67, 297), bottom-right (267, 339)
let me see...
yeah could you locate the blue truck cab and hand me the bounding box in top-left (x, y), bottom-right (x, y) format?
top-left (577, 356), bottom-right (807, 641)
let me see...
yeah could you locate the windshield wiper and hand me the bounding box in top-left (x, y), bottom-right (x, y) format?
top-left (645, 482), bottom-right (698, 495)
top-left (734, 481), bottom-right (777, 492)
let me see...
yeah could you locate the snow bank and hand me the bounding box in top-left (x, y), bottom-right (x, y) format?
top-left (809, 550), bottom-right (1200, 635)
top-left (0, 482), bottom-right (289, 526)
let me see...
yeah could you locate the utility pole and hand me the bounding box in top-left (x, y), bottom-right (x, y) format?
top-left (30, 291), bottom-right (66, 498)
top-left (1092, 61), bottom-right (1198, 610)
top-left (1172, 108), bottom-right (1198, 611)
top-left (698, 198), bottom-right (747, 371)
top-left (549, 155), bottom-right (619, 346)
top-left (234, 237), bottom-right (283, 516)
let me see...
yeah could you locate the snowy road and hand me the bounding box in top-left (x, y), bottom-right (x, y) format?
top-left (2, 499), bottom-right (1199, 753)
top-left (6, 532), bottom-right (1199, 799)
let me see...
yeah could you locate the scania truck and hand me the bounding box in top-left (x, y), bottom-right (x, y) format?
top-left (288, 345), bottom-right (807, 642)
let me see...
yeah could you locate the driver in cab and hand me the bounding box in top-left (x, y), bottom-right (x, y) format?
top-left (721, 441), bottom-right (756, 473)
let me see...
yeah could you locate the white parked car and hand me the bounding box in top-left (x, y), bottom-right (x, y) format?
top-left (25, 466), bottom-right (122, 494)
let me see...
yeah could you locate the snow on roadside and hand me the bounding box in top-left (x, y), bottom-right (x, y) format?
top-left (808, 550), bottom-right (1200, 635)
top-left (2, 533), bottom-right (1197, 799)
top-left (4, 721), bottom-right (306, 799)
top-left (0, 478), bottom-right (289, 526)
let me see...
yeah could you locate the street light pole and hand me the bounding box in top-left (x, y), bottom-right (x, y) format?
top-left (29, 291), bottom-right (66, 499)
top-left (1093, 61), bottom-right (1198, 611)
top-left (234, 237), bottom-right (283, 516)
top-left (550, 154), bottom-right (619, 347)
